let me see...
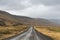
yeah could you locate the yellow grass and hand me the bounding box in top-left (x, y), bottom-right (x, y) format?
top-left (35, 26), bottom-right (60, 40)
top-left (0, 25), bottom-right (27, 40)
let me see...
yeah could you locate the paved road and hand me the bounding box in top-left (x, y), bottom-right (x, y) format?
top-left (5, 27), bottom-right (53, 40)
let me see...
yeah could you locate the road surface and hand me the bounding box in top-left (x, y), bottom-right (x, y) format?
top-left (4, 27), bottom-right (53, 40)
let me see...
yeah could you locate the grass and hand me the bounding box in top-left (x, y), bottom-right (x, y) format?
top-left (47, 27), bottom-right (60, 32)
top-left (0, 25), bottom-right (27, 40)
top-left (35, 26), bottom-right (60, 40)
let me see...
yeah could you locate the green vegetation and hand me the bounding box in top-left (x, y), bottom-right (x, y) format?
top-left (0, 21), bottom-right (6, 26)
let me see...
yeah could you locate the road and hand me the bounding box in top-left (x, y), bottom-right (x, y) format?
top-left (5, 27), bottom-right (53, 40)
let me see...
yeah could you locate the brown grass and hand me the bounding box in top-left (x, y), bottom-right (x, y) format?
top-left (0, 25), bottom-right (27, 40)
top-left (35, 26), bottom-right (60, 40)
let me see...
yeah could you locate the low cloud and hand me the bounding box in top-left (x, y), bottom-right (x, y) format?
top-left (0, 0), bottom-right (60, 19)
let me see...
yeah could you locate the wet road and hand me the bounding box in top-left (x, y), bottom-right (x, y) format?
top-left (5, 27), bottom-right (53, 40)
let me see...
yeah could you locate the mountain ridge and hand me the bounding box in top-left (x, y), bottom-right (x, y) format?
top-left (0, 10), bottom-right (59, 27)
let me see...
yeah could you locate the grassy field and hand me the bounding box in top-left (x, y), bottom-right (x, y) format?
top-left (35, 26), bottom-right (60, 40)
top-left (0, 25), bottom-right (27, 40)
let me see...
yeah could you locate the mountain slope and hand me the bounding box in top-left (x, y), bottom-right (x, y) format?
top-left (0, 10), bottom-right (33, 26)
top-left (0, 10), bottom-right (59, 27)
top-left (50, 19), bottom-right (60, 24)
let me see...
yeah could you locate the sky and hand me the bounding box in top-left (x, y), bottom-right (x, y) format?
top-left (0, 0), bottom-right (60, 19)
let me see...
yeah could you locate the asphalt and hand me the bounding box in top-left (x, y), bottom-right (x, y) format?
top-left (4, 27), bottom-right (53, 40)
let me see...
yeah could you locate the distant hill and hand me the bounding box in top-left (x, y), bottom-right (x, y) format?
top-left (0, 10), bottom-right (59, 27)
top-left (50, 19), bottom-right (60, 24)
top-left (33, 18), bottom-right (60, 27)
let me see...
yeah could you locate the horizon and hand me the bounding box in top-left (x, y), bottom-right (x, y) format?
top-left (0, 0), bottom-right (60, 19)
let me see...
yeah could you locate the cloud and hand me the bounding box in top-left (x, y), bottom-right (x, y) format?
top-left (0, 0), bottom-right (32, 10)
top-left (0, 0), bottom-right (60, 19)
top-left (8, 5), bottom-right (52, 17)
top-left (30, 0), bottom-right (60, 5)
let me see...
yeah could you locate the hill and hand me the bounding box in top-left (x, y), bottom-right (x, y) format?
top-left (0, 10), bottom-right (33, 26)
top-left (50, 19), bottom-right (60, 24)
top-left (0, 10), bottom-right (59, 27)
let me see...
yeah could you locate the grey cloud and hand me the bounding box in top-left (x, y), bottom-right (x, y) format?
top-left (0, 0), bottom-right (30, 10)
top-left (0, 0), bottom-right (60, 19)
top-left (30, 0), bottom-right (60, 5)
top-left (51, 6), bottom-right (60, 12)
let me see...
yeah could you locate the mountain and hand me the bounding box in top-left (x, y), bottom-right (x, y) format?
top-left (0, 10), bottom-right (59, 27)
top-left (50, 19), bottom-right (60, 24)
top-left (33, 18), bottom-right (60, 27)
top-left (0, 10), bottom-right (33, 26)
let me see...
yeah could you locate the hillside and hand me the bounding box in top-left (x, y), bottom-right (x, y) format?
top-left (0, 10), bottom-right (33, 26)
top-left (0, 10), bottom-right (60, 40)
top-left (0, 10), bottom-right (59, 27)
top-left (50, 19), bottom-right (60, 24)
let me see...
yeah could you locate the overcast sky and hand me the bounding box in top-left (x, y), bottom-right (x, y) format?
top-left (0, 0), bottom-right (60, 19)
